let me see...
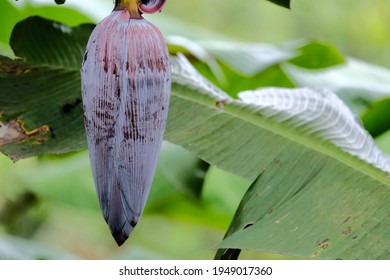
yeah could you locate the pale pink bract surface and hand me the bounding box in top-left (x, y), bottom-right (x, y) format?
top-left (81, 8), bottom-right (171, 246)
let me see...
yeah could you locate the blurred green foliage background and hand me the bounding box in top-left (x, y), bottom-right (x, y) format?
top-left (0, 0), bottom-right (389, 259)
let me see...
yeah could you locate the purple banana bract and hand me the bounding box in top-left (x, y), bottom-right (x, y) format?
top-left (81, 0), bottom-right (170, 246)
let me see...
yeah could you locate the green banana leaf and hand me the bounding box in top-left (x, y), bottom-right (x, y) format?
top-left (168, 55), bottom-right (390, 260)
top-left (1, 16), bottom-right (389, 260)
top-left (362, 98), bottom-right (390, 138)
top-left (284, 60), bottom-right (390, 115)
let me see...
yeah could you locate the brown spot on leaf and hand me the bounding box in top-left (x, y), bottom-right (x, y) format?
top-left (0, 60), bottom-right (31, 76)
top-left (316, 238), bottom-right (330, 250)
top-left (33, 138), bottom-right (47, 145)
top-left (312, 238), bottom-right (331, 257)
top-left (343, 216), bottom-right (351, 224)
top-left (0, 119), bottom-right (50, 146)
top-left (274, 159), bottom-right (282, 166)
top-left (342, 226), bottom-right (352, 236)
top-left (215, 100), bottom-right (225, 109)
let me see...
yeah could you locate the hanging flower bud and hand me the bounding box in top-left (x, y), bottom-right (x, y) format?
top-left (81, 0), bottom-right (170, 246)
